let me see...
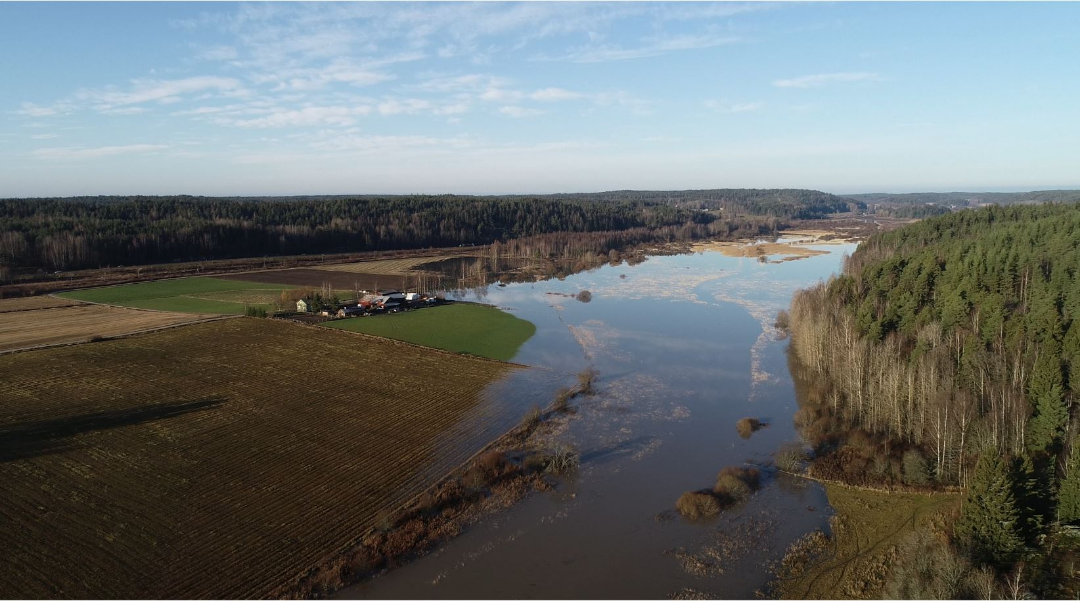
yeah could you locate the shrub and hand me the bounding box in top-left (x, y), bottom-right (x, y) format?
top-left (576, 290), bottom-right (593, 303)
top-left (776, 443), bottom-right (809, 472)
top-left (542, 444), bottom-right (579, 475)
top-left (713, 466), bottom-right (761, 501)
top-left (676, 491), bottom-right (722, 520)
top-left (577, 368), bottom-right (597, 395)
top-left (552, 387), bottom-right (573, 412)
top-left (520, 405), bottom-right (542, 429)
top-left (736, 417), bottom-right (762, 439)
top-left (244, 305), bottom-right (268, 318)
top-left (774, 309), bottom-right (791, 331)
top-left (902, 450), bottom-right (931, 486)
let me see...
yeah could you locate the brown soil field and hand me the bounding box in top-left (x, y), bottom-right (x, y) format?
top-left (0, 296), bottom-right (83, 313)
top-left (0, 305), bottom-right (214, 353)
top-left (0, 318), bottom-right (520, 598)
top-left (315, 254), bottom-right (474, 275)
top-left (224, 268), bottom-right (412, 292)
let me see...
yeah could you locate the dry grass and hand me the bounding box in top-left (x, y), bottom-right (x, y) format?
top-left (0, 318), bottom-right (520, 598)
top-left (692, 240), bottom-right (829, 260)
top-left (0, 295), bottom-right (82, 313)
top-left (773, 484), bottom-right (960, 599)
top-left (0, 304), bottom-right (214, 353)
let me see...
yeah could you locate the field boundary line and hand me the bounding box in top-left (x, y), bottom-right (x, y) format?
top-left (0, 314), bottom-right (238, 356)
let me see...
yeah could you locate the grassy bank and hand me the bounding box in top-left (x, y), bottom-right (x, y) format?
top-left (58, 277), bottom-right (284, 314)
top-left (323, 302), bottom-right (536, 361)
top-left (774, 482), bottom-right (959, 599)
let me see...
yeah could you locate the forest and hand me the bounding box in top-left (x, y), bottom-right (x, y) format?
top-left (0, 189), bottom-right (852, 276)
top-left (847, 189), bottom-right (1080, 208)
top-left (786, 203), bottom-right (1080, 595)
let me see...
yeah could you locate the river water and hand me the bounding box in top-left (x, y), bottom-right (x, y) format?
top-left (339, 240), bottom-right (857, 599)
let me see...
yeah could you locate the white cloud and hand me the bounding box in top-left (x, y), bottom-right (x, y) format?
top-left (377, 98), bottom-right (433, 116)
top-left (15, 102), bottom-right (66, 117)
top-left (196, 45), bottom-right (239, 61)
top-left (228, 105), bottom-right (372, 128)
top-left (499, 106), bottom-right (545, 118)
top-left (31, 144), bottom-right (168, 160)
top-left (31, 133), bottom-right (60, 140)
top-left (537, 34), bottom-right (740, 63)
top-left (773, 72), bottom-right (882, 89)
top-left (78, 76), bottom-right (247, 109)
top-left (704, 100), bottom-right (762, 113)
top-left (530, 87), bottom-right (582, 102)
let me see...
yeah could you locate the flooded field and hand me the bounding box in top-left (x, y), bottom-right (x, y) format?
top-left (339, 239), bottom-right (857, 599)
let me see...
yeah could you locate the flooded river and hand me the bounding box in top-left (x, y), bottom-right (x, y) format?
top-left (339, 240), bottom-right (857, 599)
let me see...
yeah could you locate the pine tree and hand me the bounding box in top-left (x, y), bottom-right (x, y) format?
top-left (1059, 437), bottom-right (1080, 524)
top-left (1027, 352), bottom-right (1067, 455)
top-left (956, 453), bottom-right (1024, 565)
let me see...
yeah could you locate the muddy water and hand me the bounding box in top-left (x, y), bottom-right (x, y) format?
top-left (339, 242), bottom-right (857, 599)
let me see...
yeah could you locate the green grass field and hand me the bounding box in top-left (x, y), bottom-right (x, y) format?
top-left (323, 302), bottom-right (535, 361)
top-left (58, 277), bottom-right (284, 314)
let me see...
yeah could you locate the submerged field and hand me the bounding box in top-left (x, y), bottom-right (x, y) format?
top-left (323, 303), bottom-right (536, 361)
top-left (57, 277), bottom-right (286, 314)
top-left (0, 318), bottom-right (522, 598)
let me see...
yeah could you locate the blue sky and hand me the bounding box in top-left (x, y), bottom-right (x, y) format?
top-left (2, 2), bottom-right (1079, 197)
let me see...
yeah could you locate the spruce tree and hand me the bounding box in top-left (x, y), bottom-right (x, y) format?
top-left (1012, 456), bottom-right (1054, 543)
top-left (956, 453), bottom-right (1024, 565)
top-left (1059, 437), bottom-right (1080, 525)
top-left (1027, 352), bottom-right (1067, 455)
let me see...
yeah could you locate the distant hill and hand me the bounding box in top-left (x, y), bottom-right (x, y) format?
top-left (845, 189), bottom-right (1080, 207)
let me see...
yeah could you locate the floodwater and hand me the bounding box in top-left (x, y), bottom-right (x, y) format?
top-left (339, 240), bottom-right (857, 600)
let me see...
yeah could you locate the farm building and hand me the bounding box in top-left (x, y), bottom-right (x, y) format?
top-left (296, 299), bottom-right (308, 313)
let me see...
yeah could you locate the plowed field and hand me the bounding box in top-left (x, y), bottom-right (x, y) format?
top-left (0, 304), bottom-right (215, 353)
top-left (0, 318), bottom-right (519, 598)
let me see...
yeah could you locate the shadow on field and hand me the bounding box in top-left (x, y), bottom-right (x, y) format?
top-left (0, 397), bottom-right (226, 462)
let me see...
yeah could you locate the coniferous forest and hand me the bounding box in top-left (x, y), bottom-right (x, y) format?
top-left (0, 189), bottom-right (856, 276)
top-left (787, 203), bottom-right (1080, 591)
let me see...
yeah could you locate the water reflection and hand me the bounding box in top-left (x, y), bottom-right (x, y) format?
top-left (340, 243), bottom-right (857, 600)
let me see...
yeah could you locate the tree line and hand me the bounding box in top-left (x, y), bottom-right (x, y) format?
top-left (0, 190), bottom-right (844, 276)
top-left (786, 203), bottom-right (1080, 592)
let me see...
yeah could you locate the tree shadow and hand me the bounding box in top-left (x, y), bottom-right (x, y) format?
top-left (0, 397), bottom-right (226, 462)
top-left (579, 436), bottom-right (659, 465)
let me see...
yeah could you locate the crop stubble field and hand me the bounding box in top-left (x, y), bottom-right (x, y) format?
top-left (0, 296), bottom-right (83, 313)
top-left (0, 318), bottom-right (521, 598)
top-left (0, 304), bottom-right (216, 353)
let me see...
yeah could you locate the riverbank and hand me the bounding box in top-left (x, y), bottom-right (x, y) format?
top-left (282, 379), bottom-right (590, 599)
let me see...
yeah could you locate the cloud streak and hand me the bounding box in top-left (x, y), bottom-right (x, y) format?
top-left (772, 72), bottom-right (882, 89)
top-left (31, 144), bottom-right (169, 160)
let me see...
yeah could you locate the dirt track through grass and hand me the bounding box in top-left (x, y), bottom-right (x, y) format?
top-left (777, 483), bottom-right (959, 599)
top-left (0, 318), bottom-right (524, 598)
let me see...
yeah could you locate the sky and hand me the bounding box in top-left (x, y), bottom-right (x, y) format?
top-left (2, 1), bottom-right (1079, 197)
